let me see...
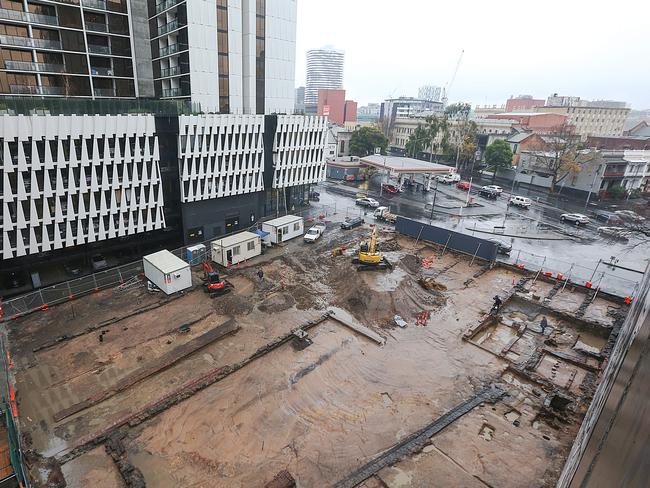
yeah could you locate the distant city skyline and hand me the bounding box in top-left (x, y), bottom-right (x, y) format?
top-left (295, 0), bottom-right (649, 109)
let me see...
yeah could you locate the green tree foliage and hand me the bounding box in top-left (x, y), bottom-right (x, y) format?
top-left (349, 126), bottom-right (388, 157)
top-left (608, 184), bottom-right (627, 200)
top-left (444, 102), bottom-right (472, 118)
top-left (485, 139), bottom-right (514, 182)
top-left (405, 124), bottom-right (428, 158)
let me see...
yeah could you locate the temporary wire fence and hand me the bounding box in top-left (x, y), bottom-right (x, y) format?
top-left (504, 248), bottom-right (640, 298)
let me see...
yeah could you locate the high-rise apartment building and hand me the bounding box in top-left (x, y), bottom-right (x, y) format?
top-left (304, 47), bottom-right (343, 114)
top-left (147, 0), bottom-right (296, 113)
top-left (0, 0), bottom-right (152, 98)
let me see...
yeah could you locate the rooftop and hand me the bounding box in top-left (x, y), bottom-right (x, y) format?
top-left (263, 214), bottom-right (303, 227)
top-left (360, 154), bottom-right (452, 173)
top-left (143, 249), bottom-right (189, 274)
top-left (213, 231), bottom-right (259, 248)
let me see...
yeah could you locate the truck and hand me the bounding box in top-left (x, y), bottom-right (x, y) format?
top-left (303, 223), bottom-right (326, 243)
top-left (374, 206), bottom-right (397, 223)
top-left (436, 173), bottom-right (461, 184)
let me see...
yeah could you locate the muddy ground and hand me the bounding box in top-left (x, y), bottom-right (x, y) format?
top-left (5, 220), bottom-right (626, 487)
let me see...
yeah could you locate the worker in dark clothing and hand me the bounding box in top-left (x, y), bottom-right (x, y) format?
top-left (492, 295), bottom-right (503, 313)
top-left (540, 316), bottom-right (548, 334)
top-left (257, 268), bottom-right (264, 286)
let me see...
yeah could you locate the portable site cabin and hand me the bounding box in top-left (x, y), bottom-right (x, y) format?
top-left (262, 215), bottom-right (304, 244)
top-left (211, 231), bottom-right (261, 267)
top-left (143, 250), bottom-right (192, 295)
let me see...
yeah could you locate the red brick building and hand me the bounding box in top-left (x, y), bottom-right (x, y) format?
top-left (487, 112), bottom-right (567, 132)
top-left (505, 96), bottom-right (545, 112)
top-left (317, 89), bottom-right (357, 125)
top-left (586, 135), bottom-right (650, 150)
top-left (344, 100), bottom-right (357, 123)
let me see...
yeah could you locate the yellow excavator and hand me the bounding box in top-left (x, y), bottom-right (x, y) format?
top-left (352, 225), bottom-right (392, 271)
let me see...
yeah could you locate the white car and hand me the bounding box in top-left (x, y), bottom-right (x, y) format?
top-left (303, 223), bottom-right (326, 243)
top-left (436, 173), bottom-right (461, 184)
top-left (561, 213), bottom-right (590, 225)
top-left (482, 185), bottom-right (503, 194)
top-left (355, 197), bottom-right (380, 208)
top-left (597, 226), bottom-right (631, 240)
top-left (509, 195), bottom-right (532, 208)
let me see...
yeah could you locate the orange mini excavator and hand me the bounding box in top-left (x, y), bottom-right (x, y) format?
top-left (202, 261), bottom-right (234, 297)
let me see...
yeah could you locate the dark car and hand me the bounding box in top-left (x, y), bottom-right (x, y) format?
top-left (593, 210), bottom-right (625, 225)
top-left (488, 239), bottom-right (512, 255)
top-left (341, 217), bottom-right (364, 230)
top-left (478, 188), bottom-right (499, 199)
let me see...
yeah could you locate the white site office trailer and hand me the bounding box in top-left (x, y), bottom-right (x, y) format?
top-left (262, 215), bottom-right (304, 244)
top-left (143, 250), bottom-right (192, 295)
top-left (211, 231), bottom-right (261, 266)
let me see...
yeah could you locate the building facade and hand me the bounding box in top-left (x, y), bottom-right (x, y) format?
top-left (535, 97), bottom-right (630, 138)
top-left (294, 85), bottom-right (304, 113)
top-left (148, 0), bottom-right (296, 114)
top-left (504, 95), bottom-right (544, 112)
top-left (487, 112), bottom-right (567, 132)
top-left (0, 0), bottom-right (150, 98)
top-left (304, 47), bottom-right (343, 114)
top-left (316, 88), bottom-right (356, 125)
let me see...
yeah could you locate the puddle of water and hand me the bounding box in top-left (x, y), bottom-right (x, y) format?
top-left (576, 332), bottom-right (607, 351)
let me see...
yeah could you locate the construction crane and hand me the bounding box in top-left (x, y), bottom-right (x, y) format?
top-left (441, 49), bottom-right (464, 107)
top-left (352, 225), bottom-right (392, 271)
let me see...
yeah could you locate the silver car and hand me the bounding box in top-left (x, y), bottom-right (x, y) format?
top-left (561, 213), bottom-right (590, 225)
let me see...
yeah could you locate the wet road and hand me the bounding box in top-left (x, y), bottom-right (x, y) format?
top-left (314, 177), bottom-right (650, 297)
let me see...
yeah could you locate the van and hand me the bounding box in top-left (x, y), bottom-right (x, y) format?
top-left (508, 196), bottom-right (532, 208)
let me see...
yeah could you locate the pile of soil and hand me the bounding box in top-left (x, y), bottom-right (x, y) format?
top-left (400, 254), bottom-right (422, 274)
top-left (418, 276), bottom-right (448, 292)
top-left (212, 293), bottom-right (254, 316)
top-left (379, 238), bottom-right (400, 252)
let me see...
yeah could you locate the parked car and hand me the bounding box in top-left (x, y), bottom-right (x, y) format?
top-left (593, 210), bottom-right (625, 225)
top-left (341, 217), bottom-right (364, 230)
top-left (561, 213), bottom-right (590, 225)
top-left (508, 195), bottom-right (532, 208)
top-left (91, 254), bottom-right (109, 271)
top-left (303, 223), bottom-right (326, 243)
top-left (382, 183), bottom-right (400, 194)
top-left (614, 210), bottom-right (646, 222)
top-left (597, 226), bottom-right (631, 240)
top-left (482, 185), bottom-right (503, 194)
top-left (355, 197), bottom-right (380, 208)
top-left (478, 187), bottom-right (499, 199)
top-left (436, 173), bottom-right (461, 184)
top-left (456, 181), bottom-right (472, 191)
top-left (488, 239), bottom-right (512, 255)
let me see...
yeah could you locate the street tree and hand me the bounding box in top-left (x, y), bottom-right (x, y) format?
top-left (484, 139), bottom-right (514, 182)
top-left (405, 124), bottom-right (428, 158)
top-left (528, 123), bottom-right (596, 193)
top-left (442, 102), bottom-right (477, 171)
top-left (349, 126), bottom-right (388, 157)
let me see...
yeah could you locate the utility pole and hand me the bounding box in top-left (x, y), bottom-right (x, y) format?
top-left (584, 164), bottom-right (603, 211)
top-left (429, 179), bottom-right (439, 223)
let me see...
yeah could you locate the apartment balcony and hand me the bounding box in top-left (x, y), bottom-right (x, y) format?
top-left (156, 0), bottom-right (181, 13)
top-left (158, 19), bottom-right (180, 35)
top-left (159, 43), bottom-right (186, 57)
top-left (10, 84), bottom-right (65, 95)
top-left (82, 0), bottom-right (107, 10)
top-left (5, 60), bottom-right (65, 73)
top-left (162, 87), bottom-right (188, 97)
top-left (603, 171), bottom-right (626, 178)
top-left (0, 34), bottom-right (61, 50)
top-left (91, 66), bottom-right (114, 76)
top-left (94, 87), bottom-right (116, 97)
top-left (160, 65), bottom-right (183, 77)
top-left (85, 21), bottom-right (108, 32)
top-left (0, 8), bottom-right (58, 25)
top-left (88, 43), bottom-right (111, 54)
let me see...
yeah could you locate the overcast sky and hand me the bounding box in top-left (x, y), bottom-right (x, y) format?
top-left (295, 0), bottom-right (649, 109)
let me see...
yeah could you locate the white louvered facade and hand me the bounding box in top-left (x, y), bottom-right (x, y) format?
top-left (0, 115), bottom-right (165, 260)
top-left (272, 115), bottom-right (327, 188)
top-left (178, 114), bottom-right (265, 203)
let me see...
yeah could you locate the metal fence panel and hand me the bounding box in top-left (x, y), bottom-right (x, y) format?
top-left (395, 217), bottom-right (498, 262)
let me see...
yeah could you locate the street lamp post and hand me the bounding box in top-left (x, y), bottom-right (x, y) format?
top-left (429, 179), bottom-right (439, 223)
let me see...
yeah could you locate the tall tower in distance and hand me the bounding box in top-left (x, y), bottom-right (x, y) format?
top-left (305, 47), bottom-right (344, 114)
